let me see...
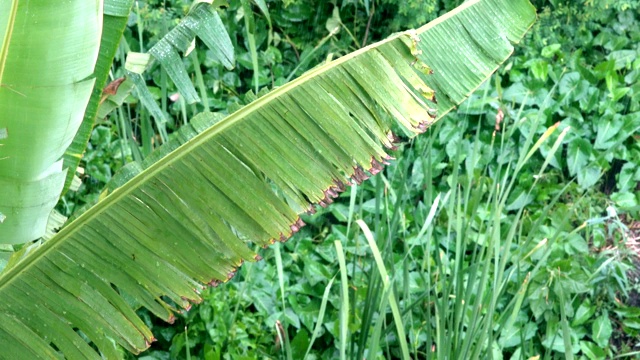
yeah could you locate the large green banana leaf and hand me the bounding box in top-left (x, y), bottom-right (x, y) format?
top-left (0, 0), bottom-right (536, 358)
top-left (0, 0), bottom-right (101, 244)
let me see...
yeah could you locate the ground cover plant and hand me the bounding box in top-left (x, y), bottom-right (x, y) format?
top-left (0, 0), bottom-right (541, 359)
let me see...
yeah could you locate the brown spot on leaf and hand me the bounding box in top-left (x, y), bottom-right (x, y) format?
top-left (103, 77), bottom-right (126, 96)
top-left (254, 254), bottom-right (263, 261)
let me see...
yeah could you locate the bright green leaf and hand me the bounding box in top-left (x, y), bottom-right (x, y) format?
top-left (567, 138), bottom-right (592, 177)
top-left (610, 191), bottom-right (638, 208)
top-left (580, 341), bottom-right (606, 360)
top-left (530, 59), bottom-right (549, 81)
top-left (577, 164), bottom-right (602, 189)
top-left (572, 299), bottom-right (595, 327)
top-left (592, 312), bottom-right (612, 348)
top-left (617, 162), bottom-right (639, 192)
top-left (541, 43), bottom-right (561, 58)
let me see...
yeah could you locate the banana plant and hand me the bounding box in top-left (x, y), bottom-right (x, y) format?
top-left (0, 0), bottom-right (536, 358)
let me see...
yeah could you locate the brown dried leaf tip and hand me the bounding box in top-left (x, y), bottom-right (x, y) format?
top-left (351, 166), bottom-right (370, 184)
top-left (383, 154), bottom-right (394, 165)
top-left (350, 154), bottom-right (396, 185)
top-left (416, 107), bottom-right (437, 133)
top-left (145, 337), bottom-right (157, 347)
top-left (369, 158), bottom-right (384, 175)
top-left (181, 301), bottom-right (192, 312)
top-left (320, 186), bottom-right (340, 206)
top-left (415, 121), bottom-right (429, 133)
top-left (227, 271), bottom-right (237, 280)
top-left (306, 179), bottom-right (349, 214)
top-left (386, 131), bottom-right (402, 150)
top-left (333, 179), bottom-right (347, 192)
top-left (324, 187), bottom-right (338, 200)
top-left (289, 217), bottom-right (306, 235)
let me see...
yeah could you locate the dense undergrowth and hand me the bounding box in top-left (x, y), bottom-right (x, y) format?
top-left (58, 0), bottom-right (640, 359)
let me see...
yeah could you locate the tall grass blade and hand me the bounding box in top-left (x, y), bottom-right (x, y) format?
top-left (357, 220), bottom-right (411, 360)
top-left (303, 276), bottom-right (335, 360)
top-left (335, 240), bottom-right (349, 360)
top-left (274, 243), bottom-right (293, 360)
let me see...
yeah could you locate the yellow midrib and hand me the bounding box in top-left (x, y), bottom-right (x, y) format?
top-left (0, 0), bottom-right (19, 87)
